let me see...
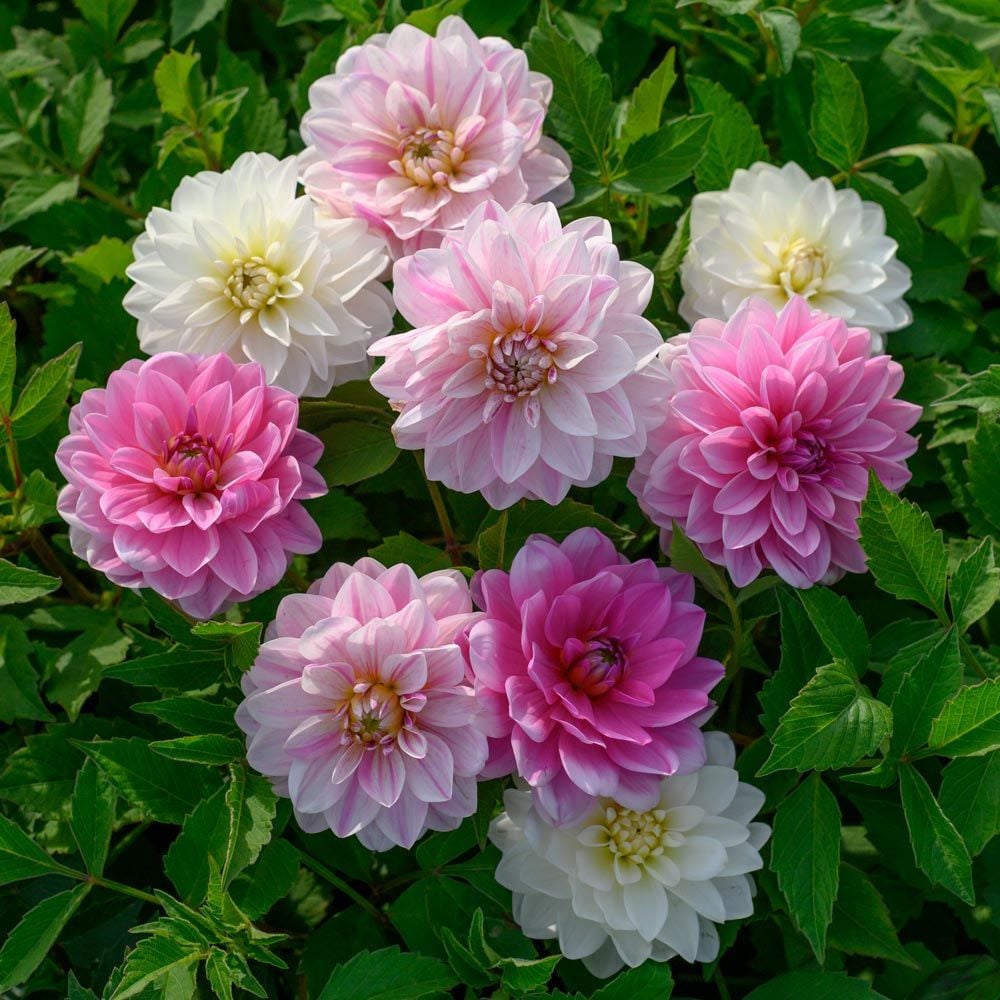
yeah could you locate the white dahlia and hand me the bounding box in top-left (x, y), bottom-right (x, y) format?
top-left (679, 161), bottom-right (911, 351)
top-left (124, 152), bottom-right (394, 398)
top-left (489, 732), bottom-right (769, 978)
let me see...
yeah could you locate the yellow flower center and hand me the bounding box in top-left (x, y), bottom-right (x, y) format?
top-left (394, 127), bottom-right (465, 189)
top-left (604, 805), bottom-right (671, 865)
top-left (777, 238), bottom-right (827, 298)
top-left (347, 683), bottom-right (404, 743)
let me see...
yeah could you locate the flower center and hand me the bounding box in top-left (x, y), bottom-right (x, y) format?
top-left (394, 126), bottom-right (464, 189)
top-left (786, 430), bottom-right (832, 480)
top-left (225, 257), bottom-right (282, 322)
top-left (347, 683), bottom-right (404, 745)
top-left (485, 330), bottom-right (558, 401)
top-left (161, 430), bottom-right (225, 493)
top-left (564, 636), bottom-right (627, 696)
top-left (777, 238), bottom-right (827, 297)
top-left (605, 805), bottom-right (670, 865)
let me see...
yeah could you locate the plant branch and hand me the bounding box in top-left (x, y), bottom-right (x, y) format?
top-left (25, 529), bottom-right (100, 606)
top-left (414, 453), bottom-right (461, 566)
top-left (299, 851), bottom-right (385, 923)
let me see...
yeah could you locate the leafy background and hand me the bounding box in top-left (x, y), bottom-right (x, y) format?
top-left (1, 0), bottom-right (1000, 997)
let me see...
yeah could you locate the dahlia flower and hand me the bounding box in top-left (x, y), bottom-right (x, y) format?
top-left (679, 161), bottom-right (911, 351)
top-left (236, 558), bottom-right (487, 850)
top-left (490, 732), bottom-right (770, 977)
top-left (124, 151), bottom-right (393, 397)
top-left (369, 201), bottom-right (671, 509)
top-left (55, 353), bottom-right (326, 619)
top-left (299, 16), bottom-right (572, 258)
top-left (628, 297), bottom-right (921, 588)
top-left (467, 528), bottom-right (724, 827)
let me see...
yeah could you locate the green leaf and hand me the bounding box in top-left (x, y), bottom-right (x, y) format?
top-left (277, 0), bottom-right (343, 25)
top-left (0, 304), bottom-right (12, 416)
top-left (524, 17), bottom-right (613, 175)
top-left (309, 488), bottom-right (379, 542)
top-left (939, 753), bottom-right (1000, 856)
top-left (828, 863), bottom-right (916, 966)
top-left (133, 696), bottom-right (238, 736)
top-left (228, 839), bottom-right (300, 919)
top-left (499, 955), bottom-right (562, 994)
top-left (0, 246), bottom-right (43, 292)
top-left (0, 813), bottom-right (70, 886)
top-left (75, 737), bottom-right (218, 824)
top-left (899, 764), bottom-right (974, 904)
top-left (103, 650), bottom-right (225, 689)
top-left (44, 620), bottom-right (131, 721)
top-left (17, 470), bottom-right (59, 529)
top-left (189, 619), bottom-right (262, 670)
top-left (318, 947), bottom-right (458, 1000)
top-left (70, 757), bottom-right (116, 875)
top-left (368, 532), bottom-right (452, 575)
top-left (0, 614), bottom-right (51, 723)
top-left (0, 558), bottom-right (59, 605)
top-left (74, 0), bottom-right (137, 42)
top-left (687, 77), bottom-right (767, 192)
top-left (761, 8), bottom-right (801, 73)
top-left (760, 661), bottom-right (892, 775)
top-left (218, 763), bottom-right (275, 887)
top-left (744, 972), bottom-right (889, 999)
top-left (317, 422), bottom-right (400, 486)
top-left (772, 774), bottom-right (840, 961)
top-left (0, 175), bottom-right (79, 231)
top-left (57, 64), bottom-right (113, 170)
top-left (859, 471), bottom-right (949, 620)
top-left (11, 342), bottom-right (82, 440)
top-left (929, 677), bottom-right (1000, 757)
top-left (667, 521), bottom-right (732, 605)
top-left (151, 734), bottom-right (244, 765)
top-left (0, 883), bottom-right (91, 991)
top-left (619, 49), bottom-right (676, 147)
top-left (405, 0), bottom-right (469, 32)
top-left (796, 587), bottom-right (868, 674)
top-left (170, 0), bottom-right (227, 43)
top-left (616, 114), bottom-right (713, 195)
top-left (478, 499), bottom-right (633, 571)
top-left (809, 51), bottom-right (867, 171)
top-left (967, 419), bottom-right (1000, 536)
top-left (63, 236), bottom-right (133, 289)
top-left (109, 935), bottom-right (205, 1000)
top-left (887, 630), bottom-right (963, 757)
top-left (935, 366), bottom-right (1000, 414)
top-left (589, 964), bottom-right (674, 1000)
top-left (950, 537), bottom-right (999, 632)
top-left (153, 49), bottom-right (202, 120)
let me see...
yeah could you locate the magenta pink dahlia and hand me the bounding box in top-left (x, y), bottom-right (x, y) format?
top-left (467, 528), bottom-right (724, 827)
top-left (628, 297), bottom-right (921, 588)
top-left (236, 558), bottom-right (487, 850)
top-left (299, 16), bottom-right (572, 259)
top-left (369, 200), bottom-right (671, 509)
top-left (55, 353), bottom-right (326, 619)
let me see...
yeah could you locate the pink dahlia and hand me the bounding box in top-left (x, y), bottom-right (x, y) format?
top-left (467, 528), bottom-right (724, 827)
top-left (628, 297), bottom-right (921, 588)
top-left (369, 201), bottom-right (671, 509)
top-left (55, 353), bottom-right (326, 619)
top-left (299, 15), bottom-right (572, 258)
top-left (236, 558), bottom-right (487, 850)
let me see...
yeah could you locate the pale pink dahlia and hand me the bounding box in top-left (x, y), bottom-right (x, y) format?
top-left (299, 15), bottom-right (572, 258)
top-left (55, 353), bottom-right (325, 619)
top-left (369, 201), bottom-right (671, 509)
top-left (467, 528), bottom-right (724, 827)
top-left (628, 297), bottom-right (921, 588)
top-left (236, 558), bottom-right (487, 850)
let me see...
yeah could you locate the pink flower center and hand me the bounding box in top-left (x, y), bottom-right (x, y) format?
top-left (346, 682), bottom-right (405, 745)
top-left (564, 636), bottom-right (627, 696)
top-left (485, 330), bottom-right (558, 401)
top-left (785, 430), bottom-right (832, 480)
top-left (161, 429), bottom-right (227, 494)
top-left (394, 126), bottom-right (464, 189)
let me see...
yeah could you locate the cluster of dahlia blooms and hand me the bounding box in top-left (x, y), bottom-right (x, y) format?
top-left (51, 10), bottom-right (922, 980)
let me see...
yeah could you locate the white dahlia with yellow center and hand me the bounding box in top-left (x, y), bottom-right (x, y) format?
top-left (489, 732), bottom-right (769, 978)
top-left (124, 151), bottom-right (394, 397)
top-left (679, 161), bottom-right (911, 352)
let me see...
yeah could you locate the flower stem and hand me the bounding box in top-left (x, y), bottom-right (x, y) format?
top-left (299, 851), bottom-right (385, 923)
top-left (89, 874), bottom-right (160, 905)
top-left (413, 453), bottom-right (461, 566)
top-left (25, 528), bottom-right (100, 606)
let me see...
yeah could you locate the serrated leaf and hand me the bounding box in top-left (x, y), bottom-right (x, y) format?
top-left (760, 661), bottom-right (892, 774)
top-left (0, 813), bottom-right (70, 886)
top-left (103, 650), bottom-right (225, 689)
top-left (938, 365), bottom-right (1000, 414)
top-left (828, 863), bottom-right (916, 966)
top-left (228, 839), bottom-right (300, 919)
top-left (133, 696), bottom-right (238, 736)
top-left (810, 51), bottom-right (867, 171)
top-left (170, 0), bottom-right (227, 43)
top-left (109, 935), bottom-right (205, 1000)
top-left (967, 419), bottom-right (1000, 537)
top-left (796, 587), bottom-right (868, 674)
top-left (949, 538), bottom-right (999, 632)
top-left (899, 764), bottom-right (974, 904)
top-left (744, 971), bottom-right (889, 999)
top-left (57, 64), bottom-right (113, 169)
top-left (939, 754), bottom-right (1000, 856)
top-left (895, 143), bottom-right (984, 246)
top-left (70, 757), bottom-right (115, 875)
top-left (929, 677), bottom-right (1000, 757)
top-left (859, 472), bottom-right (948, 620)
top-left (151, 734), bottom-right (244, 765)
top-left (761, 8), bottom-right (801, 73)
top-left (74, 0), bottom-right (137, 41)
top-left (75, 737), bottom-right (218, 824)
top-left (688, 77), bottom-right (767, 192)
top-left (772, 774), bottom-right (840, 961)
top-left (368, 532), bottom-right (452, 575)
top-left (498, 954), bottom-right (561, 993)
top-left (619, 49), bottom-right (676, 147)
top-left (317, 422), bottom-right (400, 486)
top-left (0, 302), bottom-right (16, 414)
top-left (0, 175), bottom-right (79, 231)
top-left (11, 342), bottom-right (82, 440)
top-left (219, 763), bottom-right (276, 887)
top-left (153, 49), bottom-right (201, 120)
top-left (318, 947), bottom-right (458, 1000)
top-left (589, 964), bottom-right (674, 1000)
top-left (0, 883), bottom-right (91, 991)
top-left (0, 614), bottom-right (51, 723)
top-left (616, 114), bottom-right (712, 195)
top-left (667, 521), bottom-right (731, 604)
top-left (0, 558), bottom-right (59, 605)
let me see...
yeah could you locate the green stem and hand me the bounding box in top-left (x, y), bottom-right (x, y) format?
top-left (414, 453), bottom-right (461, 566)
top-left (25, 528), bottom-right (100, 606)
top-left (714, 968), bottom-right (734, 1000)
top-left (959, 635), bottom-right (991, 680)
top-left (89, 875), bottom-right (160, 905)
top-left (299, 852), bottom-right (385, 922)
